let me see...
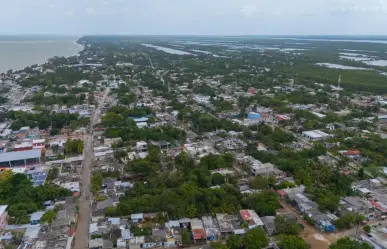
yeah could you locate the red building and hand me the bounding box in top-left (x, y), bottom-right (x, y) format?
top-left (32, 139), bottom-right (45, 149)
top-left (13, 141), bottom-right (33, 152)
top-left (248, 87), bottom-right (256, 94)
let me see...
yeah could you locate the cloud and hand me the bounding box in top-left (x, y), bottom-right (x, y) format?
top-left (240, 5), bottom-right (258, 17)
top-left (0, 0), bottom-right (386, 35)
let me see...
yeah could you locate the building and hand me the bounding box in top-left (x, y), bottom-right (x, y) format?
top-left (0, 149), bottom-right (41, 168)
top-left (251, 163), bottom-right (283, 177)
top-left (136, 141), bottom-right (148, 153)
top-left (302, 130), bottom-right (330, 141)
top-left (215, 214), bottom-right (245, 235)
top-left (0, 205), bottom-right (8, 232)
top-left (341, 196), bottom-right (376, 220)
top-left (260, 216), bottom-right (276, 235)
top-left (13, 141), bottom-right (33, 151)
top-left (239, 210), bottom-right (264, 229)
top-left (32, 139), bottom-right (45, 149)
top-left (201, 216), bottom-right (219, 241)
top-left (190, 218), bottom-right (206, 241)
top-left (131, 213), bottom-right (144, 224)
top-left (30, 211), bottom-right (45, 225)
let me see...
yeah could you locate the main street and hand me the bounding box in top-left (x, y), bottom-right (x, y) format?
top-left (74, 88), bottom-right (110, 249)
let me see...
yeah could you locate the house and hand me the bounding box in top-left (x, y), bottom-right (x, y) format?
top-left (30, 211), bottom-right (45, 225)
top-left (190, 218), bottom-right (206, 241)
top-left (0, 205), bottom-right (8, 231)
top-left (131, 213), bottom-right (144, 224)
top-left (276, 190), bottom-right (287, 200)
top-left (215, 214), bottom-right (245, 235)
top-left (89, 238), bottom-right (103, 249)
top-left (202, 216), bottom-right (220, 241)
top-left (341, 196), bottom-right (376, 220)
top-left (326, 124), bottom-right (335, 130)
top-left (302, 130), bottom-right (330, 141)
top-left (107, 217), bottom-right (121, 226)
top-left (239, 210), bottom-right (264, 229)
top-left (251, 163), bottom-right (284, 178)
top-left (92, 198), bottom-right (114, 216)
top-left (136, 141), bottom-right (147, 153)
top-left (260, 216), bottom-right (276, 235)
top-left (121, 229), bottom-right (131, 240)
top-left (339, 149), bottom-right (361, 159)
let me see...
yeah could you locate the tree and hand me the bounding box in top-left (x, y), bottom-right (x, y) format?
top-left (41, 210), bottom-right (56, 224)
top-left (275, 216), bottom-right (301, 235)
top-left (329, 237), bottom-right (372, 249)
top-left (211, 173), bottom-right (225, 185)
top-left (244, 227), bottom-right (268, 249)
top-left (249, 176), bottom-right (269, 189)
top-left (278, 235), bottom-right (308, 249)
top-left (91, 173), bottom-right (103, 193)
top-left (358, 168), bottom-right (365, 180)
top-left (226, 235), bottom-right (243, 249)
top-left (64, 139), bottom-right (84, 155)
top-left (244, 191), bottom-right (281, 216)
top-left (210, 242), bottom-right (229, 249)
top-left (363, 225), bottom-right (371, 233)
top-left (181, 229), bottom-right (192, 245)
top-left (335, 213), bottom-right (365, 230)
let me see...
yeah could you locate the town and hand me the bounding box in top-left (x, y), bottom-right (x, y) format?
top-left (0, 36), bottom-right (386, 249)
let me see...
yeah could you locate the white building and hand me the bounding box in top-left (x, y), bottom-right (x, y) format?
top-left (302, 130), bottom-right (330, 141)
top-left (136, 141), bottom-right (147, 153)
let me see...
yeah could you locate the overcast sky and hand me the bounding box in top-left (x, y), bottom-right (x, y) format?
top-left (2, 0), bottom-right (387, 35)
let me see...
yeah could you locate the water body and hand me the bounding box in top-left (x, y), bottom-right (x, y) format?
top-left (316, 63), bottom-right (370, 70)
top-left (142, 44), bottom-right (193, 55)
top-left (275, 38), bottom-right (387, 44)
top-left (0, 36), bottom-right (82, 73)
top-left (340, 56), bottom-right (372, 61)
top-left (364, 60), bottom-right (387, 67)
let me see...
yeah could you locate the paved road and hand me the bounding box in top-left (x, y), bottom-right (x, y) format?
top-left (73, 89), bottom-right (109, 249)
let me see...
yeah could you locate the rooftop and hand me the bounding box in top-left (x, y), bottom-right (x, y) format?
top-left (0, 149), bottom-right (41, 163)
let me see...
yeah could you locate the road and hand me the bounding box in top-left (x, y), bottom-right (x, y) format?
top-left (73, 88), bottom-right (110, 249)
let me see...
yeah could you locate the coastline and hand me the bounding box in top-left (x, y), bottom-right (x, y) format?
top-left (0, 36), bottom-right (85, 74)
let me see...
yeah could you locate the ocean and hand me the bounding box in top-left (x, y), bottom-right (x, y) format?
top-left (0, 36), bottom-right (83, 73)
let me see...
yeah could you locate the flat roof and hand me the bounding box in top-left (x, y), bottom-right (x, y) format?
top-left (0, 149), bottom-right (41, 163)
top-left (302, 130), bottom-right (329, 138)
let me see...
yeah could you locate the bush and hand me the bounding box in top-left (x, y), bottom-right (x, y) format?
top-left (363, 225), bottom-right (371, 233)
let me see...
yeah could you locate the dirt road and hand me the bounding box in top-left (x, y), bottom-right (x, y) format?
top-left (279, 201), bottom-right (331, 249)
top-left (73, 88), bottom-right (109, 249)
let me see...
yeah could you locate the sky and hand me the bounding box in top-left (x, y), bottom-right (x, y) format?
top-left (1, 0), bottom-right (387, 35)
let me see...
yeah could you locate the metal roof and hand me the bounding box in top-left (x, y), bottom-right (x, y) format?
top-left (0, 149), bottom-right (41, 163)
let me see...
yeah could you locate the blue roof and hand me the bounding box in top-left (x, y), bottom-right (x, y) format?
top-left (30, 172), bottom-right (47, 186)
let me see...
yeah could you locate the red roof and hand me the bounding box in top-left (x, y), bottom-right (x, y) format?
top-left (193, 229), bottom-right (206, 240)
top-left (68, 227), bottom-right (75, 237)
top-left (240, 210), bottom-right (251, 221)
top-left (343, 149), bottom-right (360, 156)
top-left (277, 190), bottom-right (287, 196)
top-left (73, 192), bottom-right (80, 197)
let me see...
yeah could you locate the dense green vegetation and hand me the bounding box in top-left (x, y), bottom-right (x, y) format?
top-left (278, 235), bottom-right (309, 249)
top-left (102, 107), bottom-right (185, 143)
top-left (216, 228), bottom-right (268, 249)
top-left (0, 171), bottom-right (71, 224)
top-left (64, 138), bottom-right (84, 155)
top-left (329, 237), bottom-right (372, 249)
top-left (334, 213), bottom-right (365, 230)
top-left (8, 111), bottom-right (90, 132)
top-left (106, 152), bottom-right (280, 218)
